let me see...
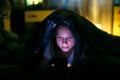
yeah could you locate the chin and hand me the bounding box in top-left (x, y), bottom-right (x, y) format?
top-left (62, 49), bottom-right (70, 52)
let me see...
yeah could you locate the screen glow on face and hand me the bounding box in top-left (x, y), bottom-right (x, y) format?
top-left (56, 26), bottom-right (75, 53)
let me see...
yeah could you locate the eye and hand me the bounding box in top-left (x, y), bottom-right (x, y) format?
top-left (56, 36), bottom-right (62, 39)
top-left (68, 36), bottom-right (74, 39)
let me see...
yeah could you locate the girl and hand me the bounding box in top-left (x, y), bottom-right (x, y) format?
top-left (32, 9), bottom-right (120, 78)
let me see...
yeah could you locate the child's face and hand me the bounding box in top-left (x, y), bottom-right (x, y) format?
top-left (56, 26), bottom-right (75, 53)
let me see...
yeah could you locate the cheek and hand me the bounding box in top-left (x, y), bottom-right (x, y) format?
top-left (56, 40), bottom-right (62, 47)
top-left (69, 40), bottom-right (75, 47)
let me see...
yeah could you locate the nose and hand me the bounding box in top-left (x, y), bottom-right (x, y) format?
top-left (62, 38), bottom-right (68, 44)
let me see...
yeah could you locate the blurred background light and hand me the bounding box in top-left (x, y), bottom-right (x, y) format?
top-left (26, 0), bottom-right (43, 6)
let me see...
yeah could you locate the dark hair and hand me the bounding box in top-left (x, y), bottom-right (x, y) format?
top-left (33, 9), bottom-right (116, 67)
top-left (33, 9), bottom-right (91, 67)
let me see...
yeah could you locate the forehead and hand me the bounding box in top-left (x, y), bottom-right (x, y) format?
top-left (56, 26), bottom-right (71, 33)
top-left (56, 26), bottom-right (73, 37)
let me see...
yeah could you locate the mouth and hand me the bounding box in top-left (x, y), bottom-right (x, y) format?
top-left (62, 47), bottom-right (69, 49)
top-left (61, 47), bottom-right (69, 51)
